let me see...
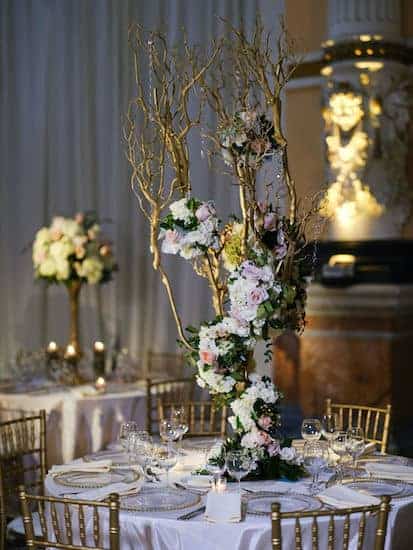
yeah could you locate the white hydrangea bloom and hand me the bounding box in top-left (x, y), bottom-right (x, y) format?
top-left (169, 198), bottom-right (192, 223)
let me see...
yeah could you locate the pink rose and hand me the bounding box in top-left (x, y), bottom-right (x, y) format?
top-left (195, 202), bottom-right (215, 222)
top-left (99, 244), bottom-right (111, 257)
top-left (248, 286), bottom-right (269, 306)
top-left (241, 261), bottom-right (264, 281)
top-left (257, 430), bottom-right (272, 446)
top-left (258, 415), bottom-right (273, 430)
top-left (75, 213), bottom-right (84, 224)
top-left (264, 213), bottom-right (277, 231)
top-left (275, 229), bottom-right (287, 259)
top-left (75, 246), bottom-right (86, 259)
top-left (200, 350), bottom-right (216, 365)
top-left (267, 441), bottom-right (281, 457)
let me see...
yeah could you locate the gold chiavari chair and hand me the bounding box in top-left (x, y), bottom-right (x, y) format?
top-left (0, 410), bottom-right (47, 550)
top-left (158, 400), bottom-right (228, 438)
top-left (325, 399), bottom-right (392, 454)
top-left (18, 487), bottom-right (120, 550)
top-left (271, 496), bottom-right (391, 550)
top-left (146, 378), bottom-right (195, 434)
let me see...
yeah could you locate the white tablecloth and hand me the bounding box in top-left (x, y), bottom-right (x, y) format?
top-left (0, 383), bottom-right (146, 466)
top-left (45, 447), bottom-right (413, 550)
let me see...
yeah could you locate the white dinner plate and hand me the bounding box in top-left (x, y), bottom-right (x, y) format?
top-left (247, 492), bottom-right (322, 516)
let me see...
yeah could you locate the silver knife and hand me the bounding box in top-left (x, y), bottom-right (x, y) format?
top-left (177, 505), bottom-right (206, 520)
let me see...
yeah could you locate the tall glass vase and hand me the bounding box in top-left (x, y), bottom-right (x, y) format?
top-left (67, 280), bottom-right (82, 357)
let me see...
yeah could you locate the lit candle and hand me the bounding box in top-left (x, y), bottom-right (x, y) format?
top-left (95, 376), bottom-right (106, 393)
top-left (93, 341), bottom-right (106, 377)
top-left (65, 344), bottom-right (76, 358)
top-left (47, 341), bottom-right (59, 359)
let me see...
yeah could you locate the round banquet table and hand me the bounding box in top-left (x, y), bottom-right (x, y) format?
top-left (0, 382), bottom-right (146, 466)
top-left (45, 445), bottom-right (413, 550)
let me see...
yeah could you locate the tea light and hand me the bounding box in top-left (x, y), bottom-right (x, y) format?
top-left (212, 477), bottom-right (227, 493)
top-left (93, 341), bottom-right (106, 377)
top-left (65, 344), bottom-right (77, 358)
top-left (47, 341), bottom-right (59, 358)
top-left (95, 376), bottom-right (107, 393)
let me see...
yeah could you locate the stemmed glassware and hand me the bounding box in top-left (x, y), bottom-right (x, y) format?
top-left (159, 419), bottom-right (180, 449)
top-left (205, 442), bottom-right (226, 485)
top-left (321, 413), bottom-right (339, 448)
top-left (331, 430), bottom-right (348, 483)
top-left (225, 451), bottom-right (252, 493)
top-left (153, 444), bottom-right (178, 492)
top-left (170, 407), bottom-right (189, 454)
top-left (303, 441), bottom-right (328, 495)
top-left (119, 421), bottom-right (138, 450)
top-left (301, 418), bottom-right (322, 442)
top-left (346, 427), bottom-right (366, 480)
top-left (127, 431), bottom-right (152, 469)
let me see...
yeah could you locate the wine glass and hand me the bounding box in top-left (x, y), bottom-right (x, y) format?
top-left (303, 441), bottom-right (328, 495)
top-left (346, 427), bottom-right (366, 480)
top-left (171, 407), bottom-right (189, 454)
top-left (321, 413), bottom-right (339, 448)
top-left (127, 431), bottom-right (151, 468)
top-left (159, 419), bottom-right (180, 448)
top-left (331, 431), bottom-right (348, 483)
top-left (206, 442), bottom-right (226, 485)
top-left (301, 418), bottom-right (322, 441)
top-left (154, 444), bottom-right (178, 490)
top-left (226, 451), bottom-right (252, 493)
top-left (119, 421), bottom-right (138, 450)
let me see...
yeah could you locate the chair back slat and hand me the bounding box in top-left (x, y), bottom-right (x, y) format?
top-left (158, 400), bottom-right (227, 437)
top-left (64, 502), bottom-right (73, 546)
top-left (357, 510), bottom-right (366, 550)
top-left (327, 514), bottom-right (334, 550)
top-left (271, 497), bottom-right (391, 550)
top-left (325, 399), bottom-right (391, 453)
top-left (294, 516), bottom-right (302, 550)
top-left (18, 488), bottom-right (120, 550)
top-left (311, 516), bottom-right (318, 550)
top-left (51, 501), bottom-right (61, 543)
top-left (38, 500), bottom-right (48, 539)
top-left (343, 513), bottom-right (350, 550)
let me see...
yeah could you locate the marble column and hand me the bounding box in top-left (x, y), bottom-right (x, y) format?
top-left (299, 283), bottom-right (413, 454)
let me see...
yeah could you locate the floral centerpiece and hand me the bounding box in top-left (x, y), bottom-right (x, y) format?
top-left (126, 19), bottom-right (314, 479)
top-left (33, 212), bottom-right (117, 358)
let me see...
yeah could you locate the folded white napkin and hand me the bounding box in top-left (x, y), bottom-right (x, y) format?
top-left (175, 451), bottom-right (205, 471)
top-left (204, 491), bottom-right (241, 523)
top-left (318, 486), bottom-right (380, 508)
top-left (182, 475), bottom-right (212, 488)
top-left (365, 462), bottom-right (413, 482)
top-left (74, 480), bottom-right (143, 501)
top-left (49, 460), bottom-right (112, 475)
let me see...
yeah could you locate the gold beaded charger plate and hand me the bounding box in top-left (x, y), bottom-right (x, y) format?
top-left (246, 492), bottom-right (322, 516)
top-left (53, 468), bottom-right (139, 489)
top-left (342, 478), bottom-right (413, 499)
top-left (120, 487), bottom-right (201, 513)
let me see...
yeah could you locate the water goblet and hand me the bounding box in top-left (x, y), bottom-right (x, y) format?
top-left (119, 421), bottom-right (138, 450)
top-left (225, 451), bottom-right (252, 493)
top-left (128, 431), bottom-right (151, 468)
top-left (301, 418), bottom-right (322, 442)
top-left (303, 441), bottom-right (328, 495)
top-left (154, 444), bottom-right (178, 491)
top-left (346, 427), bottom-right (366, 480)
top-left (159, 419), bottom-right (180, 449)
top-left (205, 442), bottom-right (226, 485)
top-left (331, 431), bottom-right (348, 483)
top-left (321, 413), bottom-right (339, 448)
top-left (170, 407), bottom-right (189, 454)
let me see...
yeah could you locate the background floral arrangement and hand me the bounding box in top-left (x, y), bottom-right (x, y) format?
top-left (33, 212), bottom-right (117, 286)
top-left (126, 19), bottom-right (316, 479)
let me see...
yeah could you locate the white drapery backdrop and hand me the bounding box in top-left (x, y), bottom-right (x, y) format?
top-left (0, 0), bottom-right (284, 376)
